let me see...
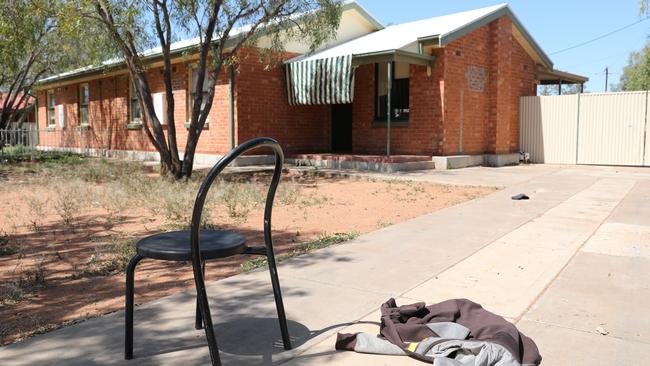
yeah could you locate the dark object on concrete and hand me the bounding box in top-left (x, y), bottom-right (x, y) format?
top-left (511, 193), bottom-right (530, 200)
top-left (125, 137), bottom-right (292, 366)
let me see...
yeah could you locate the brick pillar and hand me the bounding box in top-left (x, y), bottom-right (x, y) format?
top-left (487, 17), bottom-right (514, 154)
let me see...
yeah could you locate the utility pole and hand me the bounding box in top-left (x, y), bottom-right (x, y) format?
top-left (604, 67), bottom-right (609, 92)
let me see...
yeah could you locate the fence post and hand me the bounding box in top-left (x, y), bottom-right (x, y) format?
top-left (641, 90), bottom-right (649, 166)
top-left (574, 93), bottom-right (581, 165)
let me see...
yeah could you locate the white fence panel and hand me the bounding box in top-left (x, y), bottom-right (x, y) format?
top-left (520, 95), bottom-right (579, 164)
top-left (577, 92), bottom-right (647, 166)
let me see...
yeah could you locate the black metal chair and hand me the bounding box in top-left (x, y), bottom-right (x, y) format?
top-left (124, 137), bottom-right (291, 366)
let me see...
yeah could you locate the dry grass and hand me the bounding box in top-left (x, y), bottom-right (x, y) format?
top-left (0, 151), bottom-right (498, 345)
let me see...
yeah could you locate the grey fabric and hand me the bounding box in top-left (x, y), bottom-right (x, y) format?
top-left (427, 322), bottom-right (471, 340)
top-left (354, 333), bottom-right (406, 356)
top-left (348, 332), bottom-right (523, 366)
top-left (427, 340), bottom-right (520, 366)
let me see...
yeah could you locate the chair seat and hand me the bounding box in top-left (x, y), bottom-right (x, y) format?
top-left (136, 230), bottom-right (247, 261)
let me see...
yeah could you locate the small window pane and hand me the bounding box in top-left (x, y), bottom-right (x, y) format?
top-left (130, 81), bottom-right (141, 121)
top-left (80, 107), bottom-right (89, 125)
top-left (80, 84), bottom-right (89, 105)
top-left (192, 67), bottom-right (210, 92)
top-left (375, 63), bottom-right (409, 122)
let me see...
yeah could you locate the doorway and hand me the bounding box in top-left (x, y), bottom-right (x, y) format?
top-left (331, 104), bottom-right (353, 152)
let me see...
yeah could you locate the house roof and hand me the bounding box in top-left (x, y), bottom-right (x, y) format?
top-left (289, 3), bottom-right (554, 69)
top-left (0, 93), bottom-right (35, 110)
top-left (36, 0), bottom-right (383, 87)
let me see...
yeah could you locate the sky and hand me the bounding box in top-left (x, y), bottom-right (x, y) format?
top-left (357, 0), bottom-right (648, 92)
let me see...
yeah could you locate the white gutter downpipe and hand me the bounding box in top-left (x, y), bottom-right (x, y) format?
top-left (386, 62), bottom-right (392, 157)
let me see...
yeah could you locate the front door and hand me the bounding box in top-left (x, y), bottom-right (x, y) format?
top-left (331, 104), bottom-right (353, 152)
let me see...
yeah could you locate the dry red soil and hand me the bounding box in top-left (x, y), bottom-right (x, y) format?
top-left (0, 165), bottom-right (496, 344)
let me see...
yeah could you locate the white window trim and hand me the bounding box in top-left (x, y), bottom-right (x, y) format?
top-left (46, 90), bottom-right (56, 127)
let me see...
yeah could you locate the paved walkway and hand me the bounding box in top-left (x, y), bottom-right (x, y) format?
top-left (1, 165), bottom-right (649, 365)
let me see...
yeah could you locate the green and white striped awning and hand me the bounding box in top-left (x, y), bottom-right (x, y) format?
top-left (286, 55), bottom-right (355, 105)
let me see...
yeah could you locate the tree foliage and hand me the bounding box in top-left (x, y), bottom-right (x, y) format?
top-left (618, 39), bottom-right (650, 91)
top-left (537, 84), bottom-right (583, 96)
top-left (616, 1), bottom-right (650, 91)
top-left (75, 0), bottom-right (343, 178)
top-left (0, 0), bottom-right (114, 129)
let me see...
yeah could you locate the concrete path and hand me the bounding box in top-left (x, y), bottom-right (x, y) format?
top-left (1, 165), bottom-right (649, 365)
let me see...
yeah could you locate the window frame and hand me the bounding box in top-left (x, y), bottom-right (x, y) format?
top-left (373, 62), bottom-right (410, 125)
top-left (187, 64), bottom-right (211, 123)
top-left (78, 83), bottom-right (90, 126)
top-left (47, 90), bottom-right (56, 127)
top-left (129, 79), bottom-right (142, 124)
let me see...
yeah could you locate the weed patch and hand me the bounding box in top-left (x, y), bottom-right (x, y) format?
top-left (72, 238), bottom-right (137, 279)
top-left (241, 232), bottom-right (359, 272)
top-left (0, 234), bottom-right (19, 256)
top-left (0, 262), bottom-right (47, 306)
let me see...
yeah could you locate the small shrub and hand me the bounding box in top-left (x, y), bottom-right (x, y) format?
top-left (99, 182), bottom-right (131, 224)
top-left (376, 219), bottom-right (393, 229)
top-left (54, 180), bottom-right (87, 228)
top-left (277, 179), bottom-right (301, 205)
top-left (72, 238), bottom-right (137, 279)
top-left (219, 181), bottom-right (264, 220)
top-left (25, 196), bottom-right (48, 232)
top-left (0, 233), bottom-right (19, 256)
top-left (0, 262), bottom-right (47, 306)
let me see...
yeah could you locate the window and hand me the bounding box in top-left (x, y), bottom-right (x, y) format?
top-left (129, 80), bottom-right (142, 123)
top-left (78, 83), bottom-right (89, 126)
top-left (47, 91), bottom-right (55, 127)
top-left (188, 65), bottom-right (210, 121)
top-left (375, 62), bottom-right (410, 122)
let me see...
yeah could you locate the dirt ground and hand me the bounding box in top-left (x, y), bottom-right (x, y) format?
top-left (0, 155), bottom-right (496, 345)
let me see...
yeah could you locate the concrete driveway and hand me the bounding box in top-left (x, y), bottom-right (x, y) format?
top-left (1, 164), bottom-right (649, 365)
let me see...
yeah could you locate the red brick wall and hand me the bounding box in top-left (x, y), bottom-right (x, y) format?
top-left (36, 16), bottom-right (537, 158)
top-left (37, 62), bottom-right (235, 155)
top-left (484, 17), bottom-right (536, 154)
top-left (348, 16), bottom-right (536, 156)
top-left (235, 48), bottom-right (330, 154)
top-left (351, 63), bottom-right (442, 155)
top-left (37, 48), bottom-right (329, 156)
top-left (441, 25), bottom-right (491, 155)
top-left (510, 35), bottom-right (538, 153)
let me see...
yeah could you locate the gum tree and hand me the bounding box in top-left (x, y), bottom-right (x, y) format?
top-left (79, 0), bottom-right (342, 178)
top-left (615, 0), bottom-right (650, 90)
top-left (0, 0), bottom-right (113, 131)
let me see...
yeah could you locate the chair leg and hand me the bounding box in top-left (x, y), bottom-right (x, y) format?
top-left (125, 254), bottom-right (144, 360)
top-left (194, 262), bottom-right (222, 366)
top-left (267, 253), bottom-right (292, 350)
top-left (195, 261), bottom-right (206, 330)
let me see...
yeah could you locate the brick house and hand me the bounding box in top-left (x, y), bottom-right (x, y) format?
top-left (34, 2), bottom-right (586, 169)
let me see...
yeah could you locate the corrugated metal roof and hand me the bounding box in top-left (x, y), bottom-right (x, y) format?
top-left (289, 3), bottom-right (553, 69)
top-left (37, 0), bottom-right (383, 86)
top-left (293, 4), bottom-right (508, 62)
top-left (0, 93), bottom-right (35, 110)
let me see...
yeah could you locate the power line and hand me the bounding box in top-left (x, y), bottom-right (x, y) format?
top-left (550, 16), bottom-right (650, 55)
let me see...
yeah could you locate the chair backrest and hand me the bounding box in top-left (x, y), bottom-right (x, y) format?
top-left (189, 137), bottom-right (284, 266)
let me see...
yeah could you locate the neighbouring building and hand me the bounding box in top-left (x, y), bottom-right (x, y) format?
top-left (0, 92), bottom-right (36, 127)
top-left (34, 2), bottom-right (587, 170)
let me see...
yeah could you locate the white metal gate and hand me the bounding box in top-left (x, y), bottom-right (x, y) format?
top-left (520, 91), bottom-right (650, 167)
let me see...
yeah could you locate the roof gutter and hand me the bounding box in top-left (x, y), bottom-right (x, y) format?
top-left (351, 49), bottom-right (436, 67)
top-left (37, 0), bottom-right (384, 88)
